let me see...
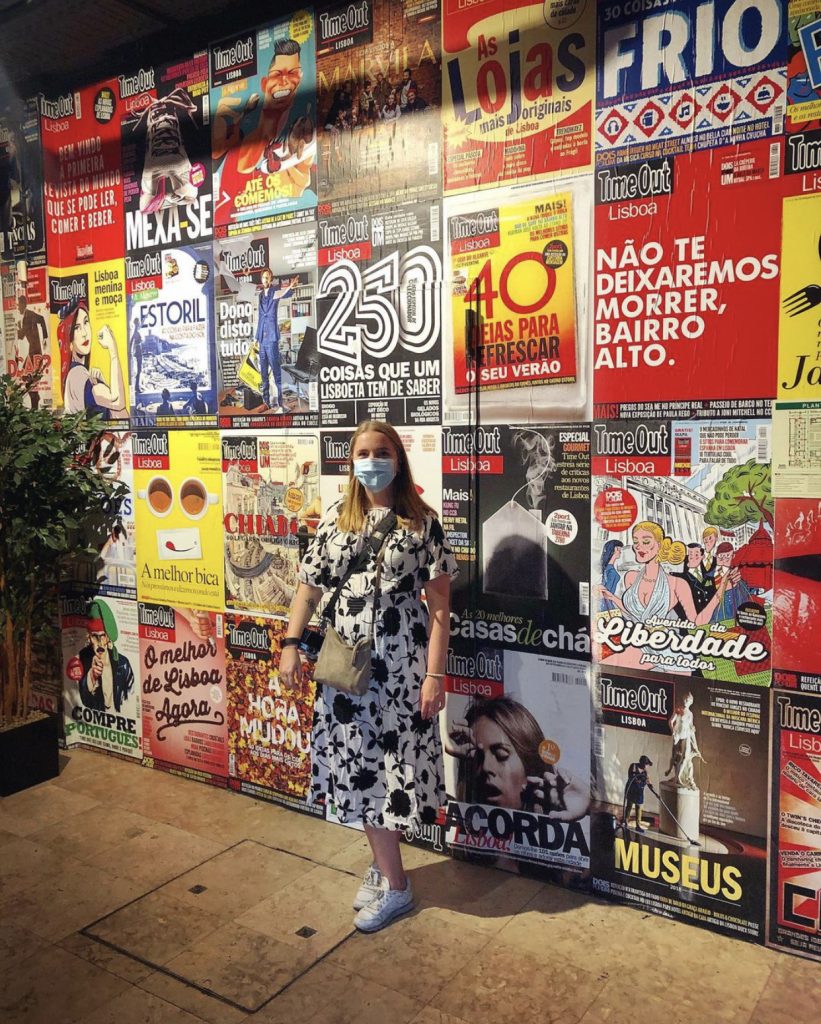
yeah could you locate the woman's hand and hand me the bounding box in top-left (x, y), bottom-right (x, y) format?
top-left (97, 324), bottom-right (116, 351)
top-left (278, 646), bottom-right (302, 687)
top-left (420, 675), bottom-right (444, 720)
top-left (521, 766), bottom-right (590, 821)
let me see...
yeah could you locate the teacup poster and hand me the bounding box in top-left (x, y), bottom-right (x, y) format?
top-left (133, 428), bottom-right (224, 610)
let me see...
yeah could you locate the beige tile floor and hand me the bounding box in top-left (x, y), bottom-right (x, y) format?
top-left (0, 749), bottom-right (817, 1024)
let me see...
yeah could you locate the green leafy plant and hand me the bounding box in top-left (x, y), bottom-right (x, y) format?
top-left (0, 374), bottom-right (124, 726)
top-left (704, 460), bottom-right (774, 532)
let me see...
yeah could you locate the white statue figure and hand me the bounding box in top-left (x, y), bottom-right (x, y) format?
top-left (663, 692), bottom-right (704, 790)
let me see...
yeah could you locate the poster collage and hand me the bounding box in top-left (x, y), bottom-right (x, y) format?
top-left (1, 0), bottom-right (820, 960)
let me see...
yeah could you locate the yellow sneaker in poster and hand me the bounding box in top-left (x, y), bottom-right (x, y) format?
top-left (48, 259), bottom-right (129, 420)
top-left (134, 429), bottom-right (224, 611)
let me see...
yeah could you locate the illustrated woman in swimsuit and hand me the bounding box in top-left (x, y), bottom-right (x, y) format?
top-left (598, 520), bottom-right (733, 672)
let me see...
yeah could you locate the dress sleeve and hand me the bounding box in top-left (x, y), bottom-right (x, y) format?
top-left (422, 514), bottom-right (459, 583)
top-left (297, 506), bottom-right (337, 589)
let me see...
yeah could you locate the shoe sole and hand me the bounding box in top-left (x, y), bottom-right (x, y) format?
top-left (354, 900), bottom-right (414, 933)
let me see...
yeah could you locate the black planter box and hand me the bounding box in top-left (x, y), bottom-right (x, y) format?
top-left (0, 713), bottom-right (60, 797)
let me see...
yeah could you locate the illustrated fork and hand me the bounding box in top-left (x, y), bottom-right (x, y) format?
top-left (783, 284), bottom-right (821, 317)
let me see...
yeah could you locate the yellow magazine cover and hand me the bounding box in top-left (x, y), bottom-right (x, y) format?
top-left (48, 259), bottom-right (129, 420)
top-left (133, 428), bottom-right (224, 610)
top-left (778, 191), bottom-right (821, 399)
top-left (449, 191), bottom-right (578, 392)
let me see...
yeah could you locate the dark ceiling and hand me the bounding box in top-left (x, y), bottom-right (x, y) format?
top-left (0, 0), bottom-right (301, 100)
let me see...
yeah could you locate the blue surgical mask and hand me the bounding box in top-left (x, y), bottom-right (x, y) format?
top-left (353, 458), bottom-right (396, 492)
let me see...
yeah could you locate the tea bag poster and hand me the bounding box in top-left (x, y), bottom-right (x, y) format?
top-left (215, 219), bottom-right (318, 428)
top-left (593, 140), bottom-right (787, 419)
top-left (2, 263), bottom-right (51, 410)
top-left (126, 242), bottom-right (217, 428)
top-left (767, 690), bottom-right (821, 960)
top-left (222, 430), bottom-right (321, 615)
top-left (595, 0), bottom-right (786, 167)
top-left (317, 202), bottom-right (443, 427)
top-left (777, 191), bottom-right (821, 401)
top-left (66, 428), bottom-right (137, 601)
top-left (210, 10), bottom-right (317, 235)
top-left (133, 429), bottom-right (224, 611)
top-left (60, 593), bottom-right (142, 759)
top-left (443, 652), bottom-right (591, 871)
top-left (40, 81), bottom-right (125, 266)
top-left (225, 613), bottom-right (320, 814)
top-left (1, 96), bottom-right (46, 265)
top-left (442, 0), bottom-right (594, 194)
top-left (138, 602), bottom-right (229, 782)
top-left (783, 0), bottom-right (821, 175)
top-left (122, 53), bottom-right (214, 256)
top-left (442, 424), bottom-right (591, 664)
top-left (448, 192), bottom-right (577, 394)
top-left (591, 674), bottom-right (769, 941)
top-left (48, 260), bottom-right (129, 421)
top-left (315, 0), bottom-right (442, 213)
top-left (773, 497), bottom-right (821, 693)
top-left (319, 425), bottom-right (442, 516)
top-left (592, 418), bottom-right (774, 688)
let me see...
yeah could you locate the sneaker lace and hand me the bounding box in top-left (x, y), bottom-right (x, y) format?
top-left (147, 102), bottom-right (182, 158)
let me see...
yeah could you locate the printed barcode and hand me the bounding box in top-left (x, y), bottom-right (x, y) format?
top-left (756, 425), bottom-right (770, 463)
top-left (74, 92), bottom-right (82, 119)
top-left (428, 142), bottom-right (439, 177)
top-left (552, 672), bottom-right (574, 685)
top-left (430, 204), bottom-right (440, 243)
top-left (772, 106), bottom-right (784, 137)
top-left (202, 94), bottom-right (210, 124)
top-left (579, 581), bottom-right (590, 616)
top-left (444, 409), bottom-right (470, 424)
top-left (308, 382), bottom-right (319, 410)
top-left (594, 728), bottom-right (604, 759)
top-left (768, 142), bottom-right (780, 179)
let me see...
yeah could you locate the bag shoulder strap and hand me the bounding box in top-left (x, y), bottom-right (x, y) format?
top-left (323, 510), bottom-right (397, 625)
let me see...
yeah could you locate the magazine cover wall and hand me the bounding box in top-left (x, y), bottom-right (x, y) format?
top-left (60, 593), bottom-right (142, 759)
top-left (126, 242), bottom-right (218, 428)
top-left (2, 262), bottom-right (51, 410)
top-left (443, 423), bottom-right (591, 664)
top-left (592, 673), bottom-right (769, 941)
top-left (226, 613), bottom-right (320, 814)
top-left (210, 10), bottom-right (318, 234)
top-left (139, 602), bottom-right (229, 783)
top-left (122, 52), bottom-right (213, 256)
top-left (773, 497), bottom-right (821, 693)
top-left (443, 652), bottom-right (592, 873)
top-left (41, 81), bottom-right (124, 266)
top-left (767, 689), bottom-right (821, 960)
top-left (592, 418), bottom-right (773, 687)
top-left (222, 429), bottom-right (321, 615)
top-left (316, 0), bottom-right (442, 212)
top-left (215, 220), bottom-right (318, 428)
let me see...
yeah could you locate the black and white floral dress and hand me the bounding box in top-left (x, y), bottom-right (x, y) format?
top-left (298, 502), bottom-right (458, 830)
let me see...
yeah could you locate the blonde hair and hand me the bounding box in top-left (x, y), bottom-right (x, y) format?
top-left (632, 520), bottom-right (686, 566)
top-left (337, 420), bottom-right (435, 533)
top-left (702, 526), bottom-right (718, 539)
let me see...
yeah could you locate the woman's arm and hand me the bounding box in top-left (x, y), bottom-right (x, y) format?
top-left (91, 326), bottom-right (126, 412)
top-left (278, 581), bottom-right (323, 687)
top-left (420, 573), bottom-right (451, 719)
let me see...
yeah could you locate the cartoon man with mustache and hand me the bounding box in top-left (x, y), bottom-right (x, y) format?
top-left (78, 599), bottom-right (135, 713)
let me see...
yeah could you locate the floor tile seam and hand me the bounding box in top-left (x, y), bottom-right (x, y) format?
top-left (80, 930), bottom-right (255, 1014)
top-left (77, 838), bottom-right (249, 932)
top-left (248, 927), bottom-right (360, 1013)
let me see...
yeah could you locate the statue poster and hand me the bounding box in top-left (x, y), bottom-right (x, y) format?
top-left (591, 673), bottom-right (769, 941)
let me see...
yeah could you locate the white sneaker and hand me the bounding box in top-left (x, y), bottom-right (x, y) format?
top-left (354, 878), bottom-right (414, 932)
top-left (352, 863), bottom-right (383, 911)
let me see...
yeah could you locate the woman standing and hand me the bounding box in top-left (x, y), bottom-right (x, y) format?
top-left (278, 420), bottom-right (457, 932)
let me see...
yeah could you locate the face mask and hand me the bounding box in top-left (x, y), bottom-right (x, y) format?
top-left (352, 458), bottom-right (396, 492)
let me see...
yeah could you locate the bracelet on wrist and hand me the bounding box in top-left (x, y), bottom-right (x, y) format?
top-left (425, 672), bottom-right (445, 679)
top-left (282, 637), bottom-right (301, 648)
